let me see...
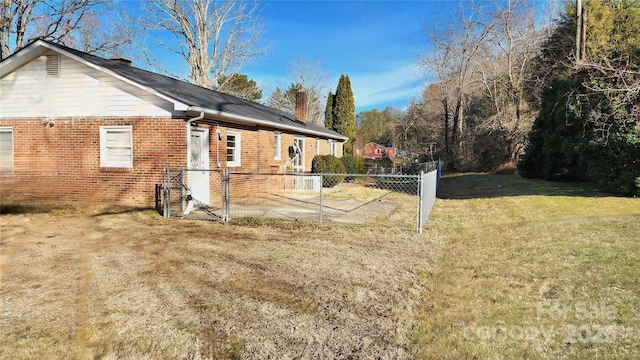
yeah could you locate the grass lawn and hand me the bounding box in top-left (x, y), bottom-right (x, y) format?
top-left (411, 174), bottom-right (640, 359)
top-left (0, 204), bottom-right (439, 359)
top-left (1, 173), bottom-right (638, 359)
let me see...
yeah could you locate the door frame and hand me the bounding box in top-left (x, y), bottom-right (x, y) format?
top-left (293, 136), bottom-right (304, 172)
top-left (188, 127), bottom-right (210, 205)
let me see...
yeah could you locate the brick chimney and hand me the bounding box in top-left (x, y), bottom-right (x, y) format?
top-left (295, 90), bottom-right (307, 123)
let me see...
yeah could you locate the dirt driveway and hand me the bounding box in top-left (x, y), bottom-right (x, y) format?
top-left (0, 207), bottom-right (440, 359)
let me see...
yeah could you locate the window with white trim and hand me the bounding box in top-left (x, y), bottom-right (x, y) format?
top-left (226, 131), bottom-right (241, 167)
top-left (273, 132), bottom-right (281, 160)
top-left (0, 127), bottom-right (13, 173)
top-left (316, 138), bottom-right (321, 155)
top-left (328, 139), bottom-right (336, 156)
top-left (100, 126), bottom-right (133, 168)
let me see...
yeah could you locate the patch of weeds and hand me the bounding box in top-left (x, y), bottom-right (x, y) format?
top-left (228, 216), bottom-right (319, 228)
top-left (199, 329), bottom-right (244, 360)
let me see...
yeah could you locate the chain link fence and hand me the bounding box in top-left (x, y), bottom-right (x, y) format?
top-left (160, 162), bottom-right (441, 233)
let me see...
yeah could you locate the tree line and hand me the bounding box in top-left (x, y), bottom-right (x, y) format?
top-left (359, 0), bottom-right (553, 172)
top-left (2, 0), bottom-right (637, 195)
top-left (357, 0), bottom-right (638, 195)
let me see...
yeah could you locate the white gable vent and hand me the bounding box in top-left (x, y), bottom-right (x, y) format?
top-left (45, 54), bottom-right (60, 76)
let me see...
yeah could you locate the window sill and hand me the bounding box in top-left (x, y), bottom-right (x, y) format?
top-left (100, 167), bottom-right (133, 173)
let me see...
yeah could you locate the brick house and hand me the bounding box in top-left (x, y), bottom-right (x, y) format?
top-left (0, 40), bottom-right (347, 207)
top-left (363, 142), bottom-right (396, 160)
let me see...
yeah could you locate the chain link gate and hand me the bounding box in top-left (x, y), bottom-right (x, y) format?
top-left (161, 163), bottom-right (441, 232)
top-left (162, 168), bottom-right (228, 221)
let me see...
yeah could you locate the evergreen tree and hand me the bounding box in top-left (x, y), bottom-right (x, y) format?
top-left (519, 0), bottom-right (640, 196)
top-left (218, 73), bottom-right (262, 101)
top-left (333, 75), bottom-right (356, 154)
top-left (324, 91), bottom-right (335, 130)
top-left (267, 86), bottom-right (294, 111)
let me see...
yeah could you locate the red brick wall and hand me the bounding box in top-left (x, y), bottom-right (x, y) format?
top-left (0, 117), bottom-right (186, 207)
top-left (0, 117), bottom-right (344, 208)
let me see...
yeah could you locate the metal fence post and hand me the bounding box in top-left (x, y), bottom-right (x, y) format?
top-left (180, 168), bottom-right (185, 214)
top-left (319, 174), bottom-right (323, 224)
top-left (223, 169), bottom-right (230, 221)
top-left (436, 160), bottom-right (442, 197)
top-left (163, 167), bottom-right (170, 218)
top-left (417, 170), bottom-right (425, 234)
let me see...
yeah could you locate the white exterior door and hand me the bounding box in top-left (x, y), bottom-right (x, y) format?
top-left (293, 137), bottom-right (304, 172)
top-left (188, 128), bottom-right (210, 205)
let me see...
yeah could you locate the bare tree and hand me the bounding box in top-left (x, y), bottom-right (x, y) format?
top-left (403, 84), bottom-right (446, 157)
top-left (266, 57), bottom-right (329, 126)
top-left (1, 0), bottom-right (113, 59)
top-left (143, 0), bottom-right (264, 90)
top-left (476, 0), bottom-right (549, 162)
top-left (418, 0), bottom-right (560, 168)
top-left (0, 0), bottom-right (132, 60)
top-left (418, 1), bottom-right (498, 167)
top-left (61, 3), bottom-right (132, 59)
top-left (287, 57), bottom-right (329, 125)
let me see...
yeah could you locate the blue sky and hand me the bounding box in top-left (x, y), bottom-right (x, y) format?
top-left (128, 0), bottom-right (555, 113)
top-left (244, 0), bottom-right (435, 113)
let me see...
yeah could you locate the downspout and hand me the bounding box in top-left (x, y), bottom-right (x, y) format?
top-left (186, 112), bottom-right (204, 169)
top-left (213, 121), bottom-right (221, 168)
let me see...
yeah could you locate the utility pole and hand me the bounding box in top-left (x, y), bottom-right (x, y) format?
top-left (576, 0), bottom-right (582, 61)
top-left (576, 0), bottom-right (586, 63)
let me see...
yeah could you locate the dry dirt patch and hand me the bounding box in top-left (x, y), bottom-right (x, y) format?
top-left (0, 209), bottom-right (440, 359)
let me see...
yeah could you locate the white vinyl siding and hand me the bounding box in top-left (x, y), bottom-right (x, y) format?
top-left (274, 132), bottom-right (281, 160)
top-left (0, 51), bottom-right (176, 118)
top-left (0, 127), bottom-right (13, 173)
top-left (100, 126), bottom-right (133, 168)
top-left (226, 131), bottom-right (241, 167)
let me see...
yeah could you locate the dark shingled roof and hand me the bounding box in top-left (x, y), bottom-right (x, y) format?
top-left (36, 40), bottom-right (346, 140)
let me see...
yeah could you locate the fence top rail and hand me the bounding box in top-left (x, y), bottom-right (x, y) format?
top-left (164, 168), bottom-right (436, 179)
top-left (227, 172), bottom-right (422, 179)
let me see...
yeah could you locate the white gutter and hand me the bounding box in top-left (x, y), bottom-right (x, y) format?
top-left (8, 41), bottom-right (345, 140)
top-left (187, 106), bottom-right (349, 141)
top-left (186, 112), bottom-right (204, 168)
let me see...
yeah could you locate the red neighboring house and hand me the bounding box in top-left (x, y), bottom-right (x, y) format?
top-left (363, 142), bottom-right (396, 160)
top-left (0, 40), bottom-right (347, 207)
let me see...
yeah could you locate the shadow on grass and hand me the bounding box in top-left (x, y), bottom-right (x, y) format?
top-left (438, 173), bottom-right (609, 199)
top-left (0, 203), bottom-right (77, 215)
top-left (0, 203), bottom-right (156, 217)
top-left (88, 206), bottom-right (157, 217)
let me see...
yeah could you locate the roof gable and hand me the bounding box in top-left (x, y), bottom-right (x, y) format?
top-left (0, 40), bottom-right (347, 141)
